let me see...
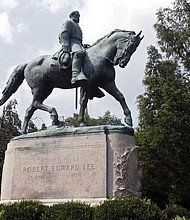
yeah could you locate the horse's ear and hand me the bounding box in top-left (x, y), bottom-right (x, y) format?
top-left (136, 31), bottom-right (144, 41)
top-left (136, 31), bottom-right (142, 37)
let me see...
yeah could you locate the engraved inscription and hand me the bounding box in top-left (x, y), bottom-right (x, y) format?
top-left (71, 173), bottom-right (81, 178)
top-left (18, 144), bottom-right (103, 154)
top-left (7, 136), bottom-right (107, 199)
top-left (27, 175), bottom-right (45, 180)
top-left (23, 163), bottom-right (95, 173)
top-left (22, 163), bottom-right (96, 180)
top-left (82, 163), bottom-right (95, 170)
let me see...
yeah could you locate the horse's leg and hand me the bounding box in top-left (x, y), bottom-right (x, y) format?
top-left (32, 87), bottom-right (60, 124)
top-left (33, 101), bottom-right (59, 125)
top-left (21, 105), bottom-right (37, 134)
top-left (21, 87), bottom-right (60, 134)
top-left (22, 102), bottom-right (59, 134)
top-left (102, 81), bottom-right (133, 126)
top-left (78, 85), bottom-right (89, 126)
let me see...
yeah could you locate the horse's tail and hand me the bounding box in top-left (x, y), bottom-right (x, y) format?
top-left (0, 63), bottom-right (27, 106)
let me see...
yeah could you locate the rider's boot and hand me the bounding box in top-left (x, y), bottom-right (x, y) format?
top-left (71, 52), bottom-right (88, 84)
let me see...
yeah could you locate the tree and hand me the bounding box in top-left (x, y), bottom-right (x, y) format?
top-left (154, 0), bottom-right (190, 72)
top-left (65, 110), bottom-right (122, 127)
top-left (136, 0), bottom-right (190, 208)
top-left (136, 44), bottom-right (190, 208)
top-left (0, 99), bottom-right (22, 186)
top-left (27, 120), bottom-right (38, 133)
top-left (40, 123), bottom-right (47, 131)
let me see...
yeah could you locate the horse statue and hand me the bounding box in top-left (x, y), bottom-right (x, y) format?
top-left (0, 29), bottom-right (143, 134)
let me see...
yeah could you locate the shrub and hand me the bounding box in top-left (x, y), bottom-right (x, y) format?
top-left (0, 200), bottom-right (47, 220)
top-left (163, 204), bottom-right (190, 220)
top-left (172, 216), bottom-right (190, 220)
top-left (93, 197), bottom-right (167, 220)
top-left (48, 200), bottom-right (93, 220)
top-left (2, 198), bottom-right (190, 220)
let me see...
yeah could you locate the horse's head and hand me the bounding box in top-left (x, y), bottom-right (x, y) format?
top-left (113, 31), bottom-right (144, 68)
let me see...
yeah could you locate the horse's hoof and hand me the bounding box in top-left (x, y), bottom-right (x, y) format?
top-left (52, 120), bottom-right (65, 127)
top-left (20, 130), bottom-right (26, 135)
top-left (57, 121), bottom-right (65, 127)
top-left (124, 116), bottom-right (133, 127)
top-left (79, 122), bottom-right (86, 127)
top-left (52, 120), bottom-right (59, 126)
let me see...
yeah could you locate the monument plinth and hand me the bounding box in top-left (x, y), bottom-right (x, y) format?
top-left (1, 125), bottom-right (141, 204)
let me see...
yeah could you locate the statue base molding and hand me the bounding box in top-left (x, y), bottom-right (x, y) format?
top-left (1, 125), bottom-right (141, 204)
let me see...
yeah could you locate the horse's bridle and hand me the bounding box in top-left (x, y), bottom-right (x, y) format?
top-left (106, 37), bottom-right (135, 66)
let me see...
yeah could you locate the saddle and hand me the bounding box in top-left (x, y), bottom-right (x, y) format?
top-left (52, 46), bottom-right (105, 100)
top-left (52, 48), bottom-right (72, 69)
top-left (52, 44), bottom-right (91, 69)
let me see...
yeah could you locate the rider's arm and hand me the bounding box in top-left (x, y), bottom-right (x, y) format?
top-left (58, 20), bottom-right (71, 53)
top-left (59, 31), bottom-right (70, 52)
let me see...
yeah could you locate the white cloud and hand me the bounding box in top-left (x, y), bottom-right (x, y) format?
top-left (0, 15), bottom-right (28, 44)
top-left (0, 0), bottom-right (18, 11)
top-left (38, 0), bottom-right (65, 13)
top-left (81, 0), bottom-right (173, 44)
top-left (15, 23), bottom-right (28, 34)
top-left (29, 0), bottom-right (81, 14)
top-left (30, 0), bottom-right (70, 13)
top-left (0, 12), bottom-right (13, 44)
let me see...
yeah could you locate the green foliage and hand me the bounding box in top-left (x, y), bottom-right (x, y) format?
top-left (135, 45), bottom-right (190, 207)
top-left (0, 99), bottom-right (21, 138)
top-left (40, 123), bottom-right (47, 131)
top-left (0, 99), bottom-right (22, 186)
top-left (136, 0), bottom-right (190, 208)
top-left (93, 197), bottom-right (167, 220)
top-left (1, 199), bottom-right (190, 220)
top-left (0, 198), bottom-right (172, 220)
top-left (0, 200), bottom-right (47, 220)
top-left (154, 0), bottom-right (190, 71)
top-left (65, 113), bottom-right (81, 127)
top-left (47, 201), bottom-right (93, 220)
top-left (65, 110), bottom-right (122, 127)
top-left (163, 204), bottom-right (190, 220)
top-left (27, 120), bottom-right (38, 133)
top-left (173, 217), bottom-right (190, 220)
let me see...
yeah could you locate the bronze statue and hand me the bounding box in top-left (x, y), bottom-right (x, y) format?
top-left (53, 11), bottom-right (87, 84)
top-left (0, 29), bottom-right (143, 134)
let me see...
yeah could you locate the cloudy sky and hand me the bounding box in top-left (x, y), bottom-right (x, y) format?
top-left (0, 0), bottom-right (173, 129)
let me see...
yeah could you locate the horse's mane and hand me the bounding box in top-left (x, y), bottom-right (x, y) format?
top-left (91, 29), bottom-right (136, 47)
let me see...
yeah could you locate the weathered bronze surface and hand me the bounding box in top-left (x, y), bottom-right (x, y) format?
top-left (0, 29), bottom-right (143, 134)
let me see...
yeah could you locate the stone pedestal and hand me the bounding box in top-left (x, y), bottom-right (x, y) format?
top-left (1, 125), bottom-right (141, 204)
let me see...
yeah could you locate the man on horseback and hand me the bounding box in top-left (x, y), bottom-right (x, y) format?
top-left (58, 11), bottom-right (88, 84)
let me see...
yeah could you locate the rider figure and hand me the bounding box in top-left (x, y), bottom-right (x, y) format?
top-left (58, 11), bottom-right (88, 84)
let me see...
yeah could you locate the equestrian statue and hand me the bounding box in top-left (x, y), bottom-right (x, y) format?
top-left (0, 27), bottom-right (143, 134)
